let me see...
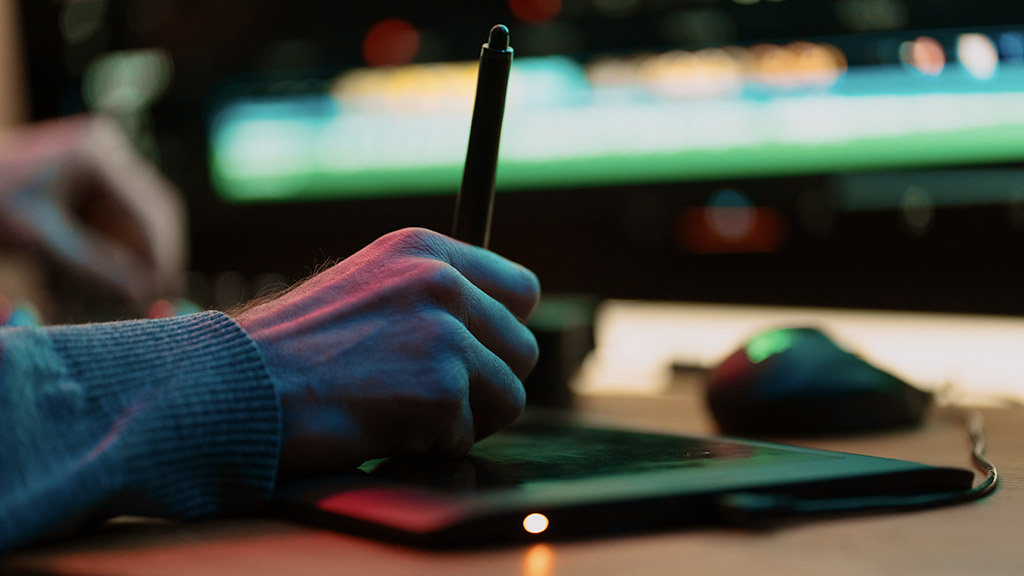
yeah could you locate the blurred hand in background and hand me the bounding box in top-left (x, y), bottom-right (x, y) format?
top-left (0, 115), bottom-right (187, 320)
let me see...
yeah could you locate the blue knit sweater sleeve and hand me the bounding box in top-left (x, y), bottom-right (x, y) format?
top-left (0, 311), bottom-right (282, 552)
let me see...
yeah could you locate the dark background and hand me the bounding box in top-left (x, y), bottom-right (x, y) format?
top-left (16, 0), bottom-right (1024, 314)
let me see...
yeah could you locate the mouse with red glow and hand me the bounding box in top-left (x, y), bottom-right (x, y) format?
top-left (705, 327), bottom-right (932, 436)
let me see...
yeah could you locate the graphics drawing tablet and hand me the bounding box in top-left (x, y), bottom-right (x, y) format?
top-left (273, 411), bottom-right (974, 548)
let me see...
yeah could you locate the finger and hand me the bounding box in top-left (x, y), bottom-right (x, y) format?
top-left (455, 279), bottom-right (540, 381)
top-left (403, 257), bottom-right (538, 380)
top-left (387, 228), bottom-right (542, 321)
top-left (66, 117), bottom-right (188, 295)
top-left (424, 394), bottom-right (477, 460)
top-left (5, 116), bottom-right (155, 264)
top-left (443, 241), bottom-right (541, 322)
top-left (8, 169), bottom-right (156, 308)
top-left (412, 319), bottom-right (524, 454)
top-left (465, 334), bottom-right (527, 442)
top-left (49, 216), bottom-right (157, 308)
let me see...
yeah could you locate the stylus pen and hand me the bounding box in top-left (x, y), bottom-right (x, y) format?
top-left (452, 24), bottom-right (513, 249)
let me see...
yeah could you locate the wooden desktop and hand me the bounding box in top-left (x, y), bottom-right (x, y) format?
top-left (3, 375), bottom-right (1022, 576)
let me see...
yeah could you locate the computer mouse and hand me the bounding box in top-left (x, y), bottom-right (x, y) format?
top-left (704, 327), bottom-right (932, 436)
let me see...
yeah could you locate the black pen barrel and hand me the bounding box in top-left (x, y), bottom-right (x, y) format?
top-left (453, 26), bottom-right (513, 248)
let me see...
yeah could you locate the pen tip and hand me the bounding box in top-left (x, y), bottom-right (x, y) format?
top-left (488, 24), bottom-right (510, 51)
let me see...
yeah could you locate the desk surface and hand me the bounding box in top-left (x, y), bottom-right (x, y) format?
top-left (4, 382), bottom-right (1023, 576)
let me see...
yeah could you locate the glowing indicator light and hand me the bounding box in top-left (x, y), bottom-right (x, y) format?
top-left (523, 513), bottom-right (550, 534)
top-left (746, 330), bottom-right (793, 363)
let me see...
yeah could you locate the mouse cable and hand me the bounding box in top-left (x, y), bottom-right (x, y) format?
top-left (717, 410), bottom-right (998, 523)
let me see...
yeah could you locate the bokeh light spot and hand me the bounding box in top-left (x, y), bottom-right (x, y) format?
top-left (60, 0), bottom-right (108, 45)
top-left (899, 36), bottom-right (945, 77)
top-left (148, 299), bottom-right (176, 319)
top-left (362, 19), bottom-right (421, 67)
top-left (834, 0), bottom-right (908, 32)
top-left (83, 49), bottom-right (173, 113)
top-left (592, 0), bottom-right (641, 18)
top-left (509, 0), bottom-right (562, 24)
top-left (957, 33), bottom-right (999, 81)
top-left (998, 33), bottom-right (1024, 63)
top-left (900, 186), bottom-right (935, 236)
top-left (706, 189), bottom-right (755, 241)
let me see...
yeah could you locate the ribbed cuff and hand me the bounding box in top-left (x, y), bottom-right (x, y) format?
top-left (47, 311), bottom-right (282, 518)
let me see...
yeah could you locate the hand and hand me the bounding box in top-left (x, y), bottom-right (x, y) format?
top-left (237, 228), bottom-right (541, 477)
top-left (0, 115), bottom-right (187, 314)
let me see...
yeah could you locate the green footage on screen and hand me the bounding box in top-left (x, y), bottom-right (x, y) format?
top-left (208, 55), bottom-right (1024, 203)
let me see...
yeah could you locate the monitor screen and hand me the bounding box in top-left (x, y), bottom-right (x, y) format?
top-left (208, 28), bottom-right (1024, 203)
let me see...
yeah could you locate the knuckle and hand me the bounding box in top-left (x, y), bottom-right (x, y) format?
top-left (419, 258), bottom-right (463, 289)
top-left (380, 258), bottom-right (469, 316)
top-left (416, 260), bottom-right (472, 315)
top-left (380, 227), bottom-right (444, 256)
